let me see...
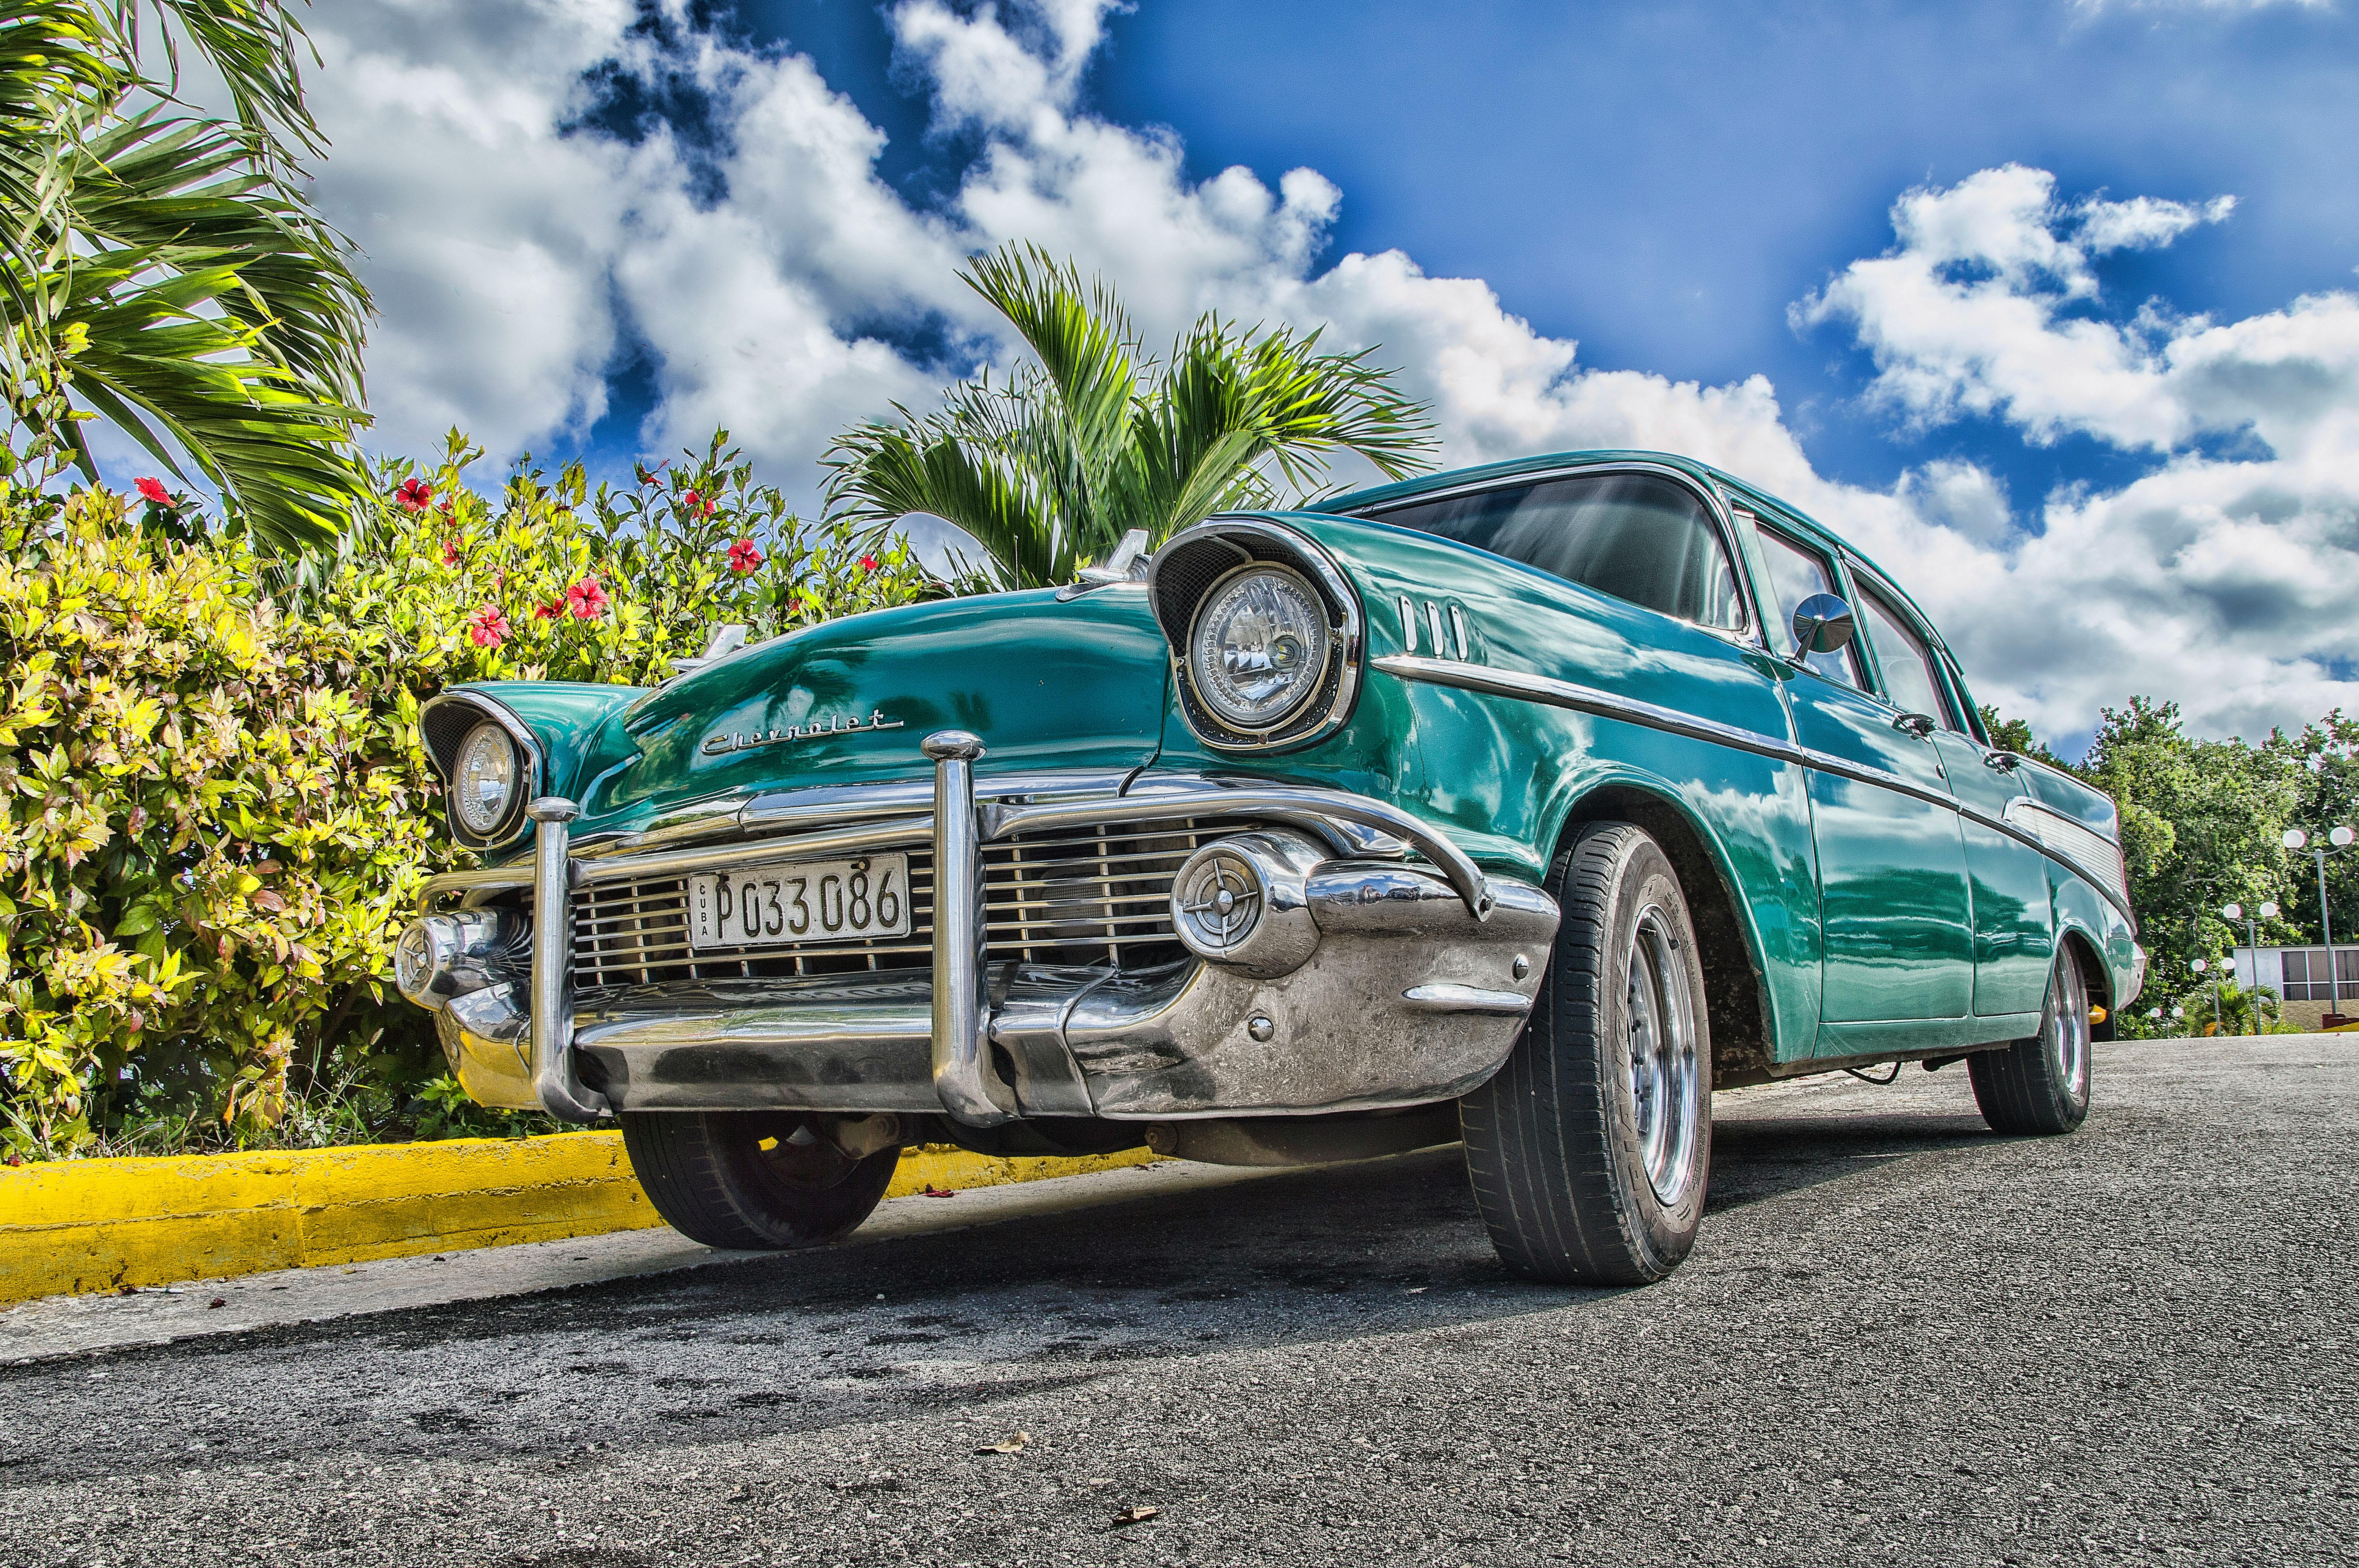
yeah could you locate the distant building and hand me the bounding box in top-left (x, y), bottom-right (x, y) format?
top-left (2229, 946), bottom-right (2358, 1031)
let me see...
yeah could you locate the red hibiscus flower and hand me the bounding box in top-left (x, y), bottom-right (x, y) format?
top-left (440, 538), bottom-right (462, 567)
top-left (396, 478), bottom-right (433, 512)
top-left (858, 554), bottom-right (878, 573)
top-left (635, 465), bottom-right (656, 487)
top-left (467, 604), bottom-right (511, 648)
top-left (726, 538), bottom-right (764, 574)
top-left (136, 476), bottom-right (171, 506)
top-left (533, 601), bottom-right (562, 621)
top-left (682, 488), bottom-right (713, 519)
top-left (565, 575), bottom-right (610, 621)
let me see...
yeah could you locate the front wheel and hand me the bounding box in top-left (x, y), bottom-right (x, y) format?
top-left (620, 1111), bottom-right (899, 1249)
top-left (1969, 949), bottom-right (2094, 1135)
top-left (1460, 821), bottom-right (1714, 1285)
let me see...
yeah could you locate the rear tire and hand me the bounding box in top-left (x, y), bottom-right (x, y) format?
top-left (1969, 948), bottom-right (2093, 1135)
top-left (1460, 822), bottom-right (1713, 1285)
top-left (620, 1111), bottom-right (898, 1249)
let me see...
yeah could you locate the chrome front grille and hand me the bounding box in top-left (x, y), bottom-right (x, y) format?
top-left (566, 816), bottom-right (1253, 995)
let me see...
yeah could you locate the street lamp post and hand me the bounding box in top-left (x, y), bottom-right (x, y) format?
top-left (2282, 825), bottom-right (2357, 1018)
top-left (2219, 899), bottom-right (2279, 1034)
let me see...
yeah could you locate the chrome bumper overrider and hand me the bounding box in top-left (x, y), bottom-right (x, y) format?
top-left (409, 737), bottom-right (1558, 1125)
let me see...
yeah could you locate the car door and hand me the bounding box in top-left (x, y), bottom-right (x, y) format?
top-left (1907, 637), bottom-right (2058, 1021)
top-left (1749, 522), bottom-right (1975, 1035)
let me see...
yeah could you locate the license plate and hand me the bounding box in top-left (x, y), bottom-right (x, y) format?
top-left (686, 854), bottom-right (912, 950)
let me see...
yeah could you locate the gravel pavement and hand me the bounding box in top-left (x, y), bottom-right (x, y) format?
top-left (2, 1036), bottom-right (2354, 1567)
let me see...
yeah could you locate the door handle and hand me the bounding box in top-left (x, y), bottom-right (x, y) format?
top-left (1891, 712), bottom-right (1936, 738)
top-left (1983, 750), bottom-right (2024, 772)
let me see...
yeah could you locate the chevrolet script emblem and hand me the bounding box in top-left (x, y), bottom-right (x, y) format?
top-left (701, 708), bottom-right (906, 756)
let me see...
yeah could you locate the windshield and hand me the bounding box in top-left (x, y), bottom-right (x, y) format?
top-left (1367, 471), bottom-right (1745, 630)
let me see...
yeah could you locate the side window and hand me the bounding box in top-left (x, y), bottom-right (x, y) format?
top-left (1751, 524), bottom-right (1861, 687)
top-left (1372, 472), bottom-right (1746, 632)
top-left (1857, 586), bottom-right (1961, 731)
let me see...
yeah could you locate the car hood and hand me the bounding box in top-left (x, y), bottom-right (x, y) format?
top-left (580, 586), bottom-right (1173, 827)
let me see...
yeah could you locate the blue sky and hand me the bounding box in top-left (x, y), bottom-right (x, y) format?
top-left (298, 0), bottom-right (2359, 749)
top-left (691, 0), bottom-right (2357, 510)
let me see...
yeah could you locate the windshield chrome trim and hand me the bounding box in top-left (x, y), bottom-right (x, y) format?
top-left (1345, 459), bottom-right (1763, 642)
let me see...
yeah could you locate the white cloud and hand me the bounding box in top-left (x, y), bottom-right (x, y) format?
top-left (299, 3), bottom-right (2359, 744)
top-left (1790, 165), bottom-right (2244, 448)
top-left (1792, 166), bottom-right (2359, 740)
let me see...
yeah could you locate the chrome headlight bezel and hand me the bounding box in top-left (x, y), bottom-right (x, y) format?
top-left (452, 721), bottom-right (520, 838)
top-left (420, 694), bottom-right (543, 849)
top-left (1187, 562), bottom-right (1334, 733)
top-left (1149, 519), bottom-right (1364, 753)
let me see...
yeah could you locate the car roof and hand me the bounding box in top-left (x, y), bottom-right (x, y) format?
top-left (1305, 447), bottom-right (1942, 649)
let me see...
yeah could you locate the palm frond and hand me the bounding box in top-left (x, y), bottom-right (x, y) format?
top-left (56, 242), bottom-right (360, 549)
top-left (823, 409), bottom-right (1078, 589)
top-left (826, 247), bottom-right (1436, 589)
top-left (959, 240), bottom-right (1138, 491)
top-left (116, 0), bottom-right (323, 165)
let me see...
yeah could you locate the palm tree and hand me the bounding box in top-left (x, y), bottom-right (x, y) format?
top-left (823, 243), bottom-right (1437, 589)
top-left (1, 1), bottom-right (370, 553)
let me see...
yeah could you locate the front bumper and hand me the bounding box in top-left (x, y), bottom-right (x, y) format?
top-left (409, 736), bottom-right (1558, 1125)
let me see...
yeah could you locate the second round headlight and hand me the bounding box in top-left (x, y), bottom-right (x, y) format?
top-left (453, 720), bottom-right (520, 837)
top-left (1188, 564), bottom-right (1333, 731)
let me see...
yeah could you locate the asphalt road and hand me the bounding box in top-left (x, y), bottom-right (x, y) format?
top-left (4, 1037), bottom-right (2354, 1567)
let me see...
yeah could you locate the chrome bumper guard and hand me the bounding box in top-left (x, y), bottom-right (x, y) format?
top-left (412, 735), bottom-right (1554, 1125)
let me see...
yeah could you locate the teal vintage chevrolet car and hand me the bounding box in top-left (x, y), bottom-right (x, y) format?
top-left (395, 450), bottom-right (2141, 1285)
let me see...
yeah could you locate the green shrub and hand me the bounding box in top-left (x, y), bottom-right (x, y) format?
top-left (0, 432), bottom-right (926, 1157)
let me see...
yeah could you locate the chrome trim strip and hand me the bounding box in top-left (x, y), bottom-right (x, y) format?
top-left (1375, 652), bottom-right (2139, 932)
top-left (925, 731), bottom-right (1016, 1127)
top-left (569, 769), bottom-right (1141, 860)
top-left (576, 819), bottom-right (932, 887)
top-left (1397, 594), bottom-right (1418, 654)
top-left (419, 866), bottom-right (533, 905)
top-left (989, 786), bottom-right (1492, 920)
top-left (527, 798), bottom-right (607, 1122)
top-left (1377, 653), bottom-right (1813, 769)
top-left (1402, 982), bottom-right (1533, 1015)
top-left (416, 772), bottom-right (1434, 910)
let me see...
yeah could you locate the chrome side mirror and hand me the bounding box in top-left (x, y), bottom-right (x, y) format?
top-left (1789, 593), bottom-right (1856, 661)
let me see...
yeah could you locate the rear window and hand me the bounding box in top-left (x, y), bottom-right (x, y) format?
top-left (1366, 472), bottom-right (1745, 631)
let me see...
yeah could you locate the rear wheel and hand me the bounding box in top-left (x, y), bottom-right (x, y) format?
top-left (1969, 949), bottom-right (2093, 1135)
top-left (620, 1111), bottom-right (899, 1249)
top-left (1460, 822), bottom-right (1713, 1285)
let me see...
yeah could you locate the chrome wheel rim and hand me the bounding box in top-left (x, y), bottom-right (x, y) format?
top-left (2049, 962), bottom-right (2092, 1104)
top-left (1626, 904), bottom-right (1702, 1205)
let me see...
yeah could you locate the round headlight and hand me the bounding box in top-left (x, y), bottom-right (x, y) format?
top-left (1188, 565), bottom-right (1333, 731)
top-left (453, 720), bottom-right (519, 836)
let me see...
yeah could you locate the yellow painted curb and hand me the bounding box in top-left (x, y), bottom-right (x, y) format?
top-left (0, 1134), bottom-right (1158, 1307)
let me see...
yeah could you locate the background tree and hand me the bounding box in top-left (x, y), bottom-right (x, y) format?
top-left (823, 242), bottom-right (1437, 588)
top-left (1, 1), bottom-right (370, 552)
top-left (2075, 697), bottom-right (2304, 1020)
top-left (2283, 710), bottom-right (2359, 953)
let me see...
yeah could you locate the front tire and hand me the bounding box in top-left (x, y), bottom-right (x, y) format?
top-left (1460, 822), bottom-right (1713, 1285)
top-left (1969, 949), bottom-right (2093, 1135)
top-left (621, 1111), bottom-right (899, 1249)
